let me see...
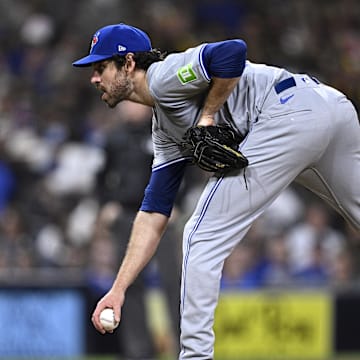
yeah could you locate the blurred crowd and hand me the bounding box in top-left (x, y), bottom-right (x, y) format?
top-left (0, 0), bottom-right (359, 355)
top-left (1, 0), bottom-right (360, 284)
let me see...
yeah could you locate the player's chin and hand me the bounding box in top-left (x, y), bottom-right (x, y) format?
top-left (106, 101), bottom-right (118, 109)
top-left (102, 96), bottom-right (119, 109)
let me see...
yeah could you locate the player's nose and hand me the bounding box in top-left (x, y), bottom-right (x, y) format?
top-left (90, 71), bottom-right (101, 85)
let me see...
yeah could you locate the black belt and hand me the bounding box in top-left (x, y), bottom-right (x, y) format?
top-left (275, 76), bottom-right (320, 94)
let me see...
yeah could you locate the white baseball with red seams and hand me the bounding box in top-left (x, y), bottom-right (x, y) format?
top-left (99, 308), bottom-right (119, 331)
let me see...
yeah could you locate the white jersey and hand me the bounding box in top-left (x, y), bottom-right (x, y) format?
top-left (146, 44), bottom-right (293, 167)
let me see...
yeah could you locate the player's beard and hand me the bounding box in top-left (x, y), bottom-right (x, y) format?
top-left (103, 73), bottom-right (132, 108)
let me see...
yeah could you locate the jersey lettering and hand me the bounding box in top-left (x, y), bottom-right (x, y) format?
top-left (177, 64), bottom-right (197, 84)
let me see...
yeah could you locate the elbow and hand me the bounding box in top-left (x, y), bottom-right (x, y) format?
top-left (203, 39), bottom-right (248, 78)
top-left (230, 39), bottom-right (247, 72)
top-left (232, 39), bottom-right (247, 55)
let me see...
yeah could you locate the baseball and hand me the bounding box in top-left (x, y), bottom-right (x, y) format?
top-left (99, 308), bottom-right (119, 331)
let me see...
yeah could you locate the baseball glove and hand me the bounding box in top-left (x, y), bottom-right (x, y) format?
top-left (183, 125), bottom-right (248, 172)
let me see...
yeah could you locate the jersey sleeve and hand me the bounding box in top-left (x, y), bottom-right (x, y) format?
top-left (147, 44), bottom-right (211, 102)
top-left (202, 39), bottom-right (247, 78)
top-left (147, 41), bottom-right (247, 103)
top-left (140, 158), bottom-right (188, 217)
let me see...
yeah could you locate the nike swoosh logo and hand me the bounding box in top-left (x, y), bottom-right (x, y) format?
top-left (280, 94), bottom-right (295, 104)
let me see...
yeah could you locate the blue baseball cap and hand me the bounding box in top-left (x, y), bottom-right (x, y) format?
top-left (72, 23), bottom-right (152, 67)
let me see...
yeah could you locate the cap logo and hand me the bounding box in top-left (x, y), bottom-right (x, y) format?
top-left (117, 45), bottom-right (127, 52)
top-left (90, 32), bottom-right (99, 54)
top-left (73, 24), bottom-right (152, 67)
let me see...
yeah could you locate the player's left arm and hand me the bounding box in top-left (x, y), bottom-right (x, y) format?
top-left (197, 40), bottom-right (247, 126)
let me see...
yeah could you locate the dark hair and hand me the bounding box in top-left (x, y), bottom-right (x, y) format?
top-left (112, 49), bottom-right (166, 70)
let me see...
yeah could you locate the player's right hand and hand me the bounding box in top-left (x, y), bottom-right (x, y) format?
top-left (91, 289), bottom-right (124, 334)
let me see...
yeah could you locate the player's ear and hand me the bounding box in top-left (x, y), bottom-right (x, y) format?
top-left (124, 53), bottom-right (136, 72)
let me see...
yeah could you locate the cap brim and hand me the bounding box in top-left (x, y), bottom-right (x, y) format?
top-left (72, 54), bottom-right (113, 67)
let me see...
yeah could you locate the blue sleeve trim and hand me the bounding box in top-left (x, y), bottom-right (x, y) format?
top-left (152, 157), bottom-right (191, 171)
top-left (202, 40), bottom-right (247, 78)
top-left (199, 45), bottom-right (211, 82)
top-left (140, 159), bottom-right (188, 217)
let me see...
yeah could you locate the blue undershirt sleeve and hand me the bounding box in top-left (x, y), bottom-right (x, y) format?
top-left (202, 39), bottom-right (247, 78)
top-left (140, 159), bottom-right (188, 217)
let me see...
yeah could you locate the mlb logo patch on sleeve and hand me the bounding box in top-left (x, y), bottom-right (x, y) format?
top-left (177, 64), bottom-right (197, 84)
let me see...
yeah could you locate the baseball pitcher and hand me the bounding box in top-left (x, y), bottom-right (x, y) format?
top-left (73, 23), bottom-right (360, 359)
